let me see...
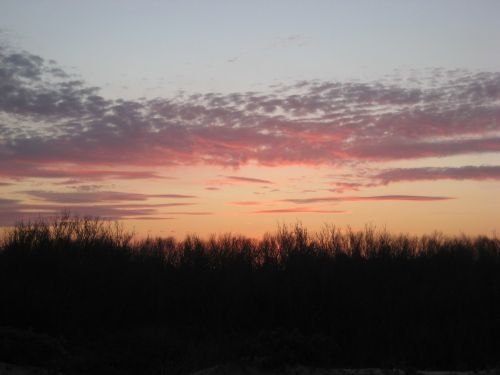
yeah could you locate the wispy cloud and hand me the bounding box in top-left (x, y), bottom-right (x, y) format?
top-left (0, 164), bottom-right (166, 181)
top-left (124, 216), bottom-right (176, 221)
top-left (162, 211), bottom-right (213, 216)
top-left (0, 198), bottom-right (19, 206)
top-left (327, 182), bottom-right (366, 193)
top-left (229, 201), bottom-right (264, 206)
top-left (206, 175), bottom-right (274, 187)
top-left (0, 203), bottom-right (209, 227)
top-left (23, 191), bottom-right (196, 203)
top-left (374, 165), bottom-right (500, 184)
top-left (282, 195), bottom-right (453, 204)
top-left (0, 201), bottom-right (163, 226)
top-left (249, 207), bottom-right (346, 214)
top-left (225, 176), bottom-right (273, 184)
top-left (0, 189), bottom-right (201, 226)
top-left (229, 199), bottom-right (283, 206)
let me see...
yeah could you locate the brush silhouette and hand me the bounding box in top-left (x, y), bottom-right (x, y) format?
top-left (0, 215), bottom-right (498, 373)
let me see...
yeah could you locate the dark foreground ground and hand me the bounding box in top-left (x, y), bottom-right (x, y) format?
top-left (0, 216), bottom-right (499, 374)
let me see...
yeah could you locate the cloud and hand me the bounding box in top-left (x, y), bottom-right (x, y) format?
top-left (125, 216), bottom-right (176, 221)
top-left (206, 176), bottom-right (274, 187)
top-left (22, 190), bottom-right (196, 203)
top-left (153, 194), bottom-right (196, 199)
top-left (162, 211), bottom-right (213, 216)
top-left (249, 207), bottom-right (346, 214)
top-left (0, 201), bottom-right (205, 227)
top-left (0, 197), bottom-right (19, 206)
top-left (374, 165), bottom-right (500, 184)
top-left (225, 176), bottom-right (273, 184)
top-left (327, 182), bottom-right (366, 193)
top-left (0, 189), bottom-right (200, 226)
top-left (0, 163), bottom-right (166, 181)
top-left (229, 201), bottom-right (263, 206)
top-left (0, 49), bottom-right (105, 118)
top-left (348, 137), bottom-right (500, 160)
top-left (0, 203), bottom-right (162, 226)
top-left (272, 34), bottom-right (308, 48)
top-left (1, 46), bottom-right (500, 182)
top-left (282, 195), bottom-right (453, 204)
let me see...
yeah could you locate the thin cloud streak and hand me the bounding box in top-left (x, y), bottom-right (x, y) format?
top-left (283, 195), bottom-right (453, 204)
top-left (249, 207), bottom-right (346, 214)
top-left (225, 176), bottom-right (274, 184)
top-left (206, 176), bottom-right (274, 187)
top-left (125, 217), bottom-right (176, 221)
top-left (22, 191), bottom-right (196, 203)
top-left (375, 165), bottom-right (500, 184)
top-left (0, 163), bottom-right (167, 181)
top-left (229, 201), bottom-right (263, 206)
top-left (0, 195), bottom-right (203, 226)
top-left (0, 205), bottom-right (160, 226)
top-left (163, 212), bottom-right (213, 216)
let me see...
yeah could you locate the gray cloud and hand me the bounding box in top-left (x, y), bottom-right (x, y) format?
top-left (225, 176), bottom-right (273, 184)
top-left (374, 165), bottom-right (500, 184)
top-left (1, 46), bottom-right (499, 180)
top-left (23, 190), bottom-right (196, 204)
top-left (249, 207), bottom-right (345, 214)
top-left (0, 192), bottom-right (201, 226)
top-left (282, 195), bottom-right (453, 204)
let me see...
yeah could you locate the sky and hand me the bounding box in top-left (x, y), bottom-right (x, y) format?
top-left (1, 0), bottom-right (499, 238)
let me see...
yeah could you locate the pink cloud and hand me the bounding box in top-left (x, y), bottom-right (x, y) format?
top-left (228, 201), bottom-right (264, 206)
top-left (1, 46), bottom-right (500, 181)
top-left (0, 204), bottom-right (209, 227)
top-left (225, 176), bottom-right (273, 184)
top-left (163, 211), bottom-right (213, 216)
top-left (125, 217), bottom-right (176, 221)
top-left (283, 195), bottom-right (453, 204)
top-left (348, 137), bottom-right (500, 161)
top-left (0, 163), bottom-right (167, 181)
top-left (327, 182), bottom-right (366, 193)
top-left (374, 165), bottom-right (500, 184)
top-left (0, 202), bottom-right (164, 226)
top-left (0, 190), bottom-right (201, 226)
top-left (206, 175), bottom-right (274, 188)
top-left (22, 191), bottom-right (196, 203)
top-left (249, 207), bottom-right (346, 214)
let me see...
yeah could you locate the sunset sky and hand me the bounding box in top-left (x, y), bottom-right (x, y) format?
top-left (1, 0), bottom-right (499, 238)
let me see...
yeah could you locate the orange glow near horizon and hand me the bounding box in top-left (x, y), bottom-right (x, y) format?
top-left (3, 161), bottom-right (498, 240)
top-left (1, 43), bottom-right (499, 235)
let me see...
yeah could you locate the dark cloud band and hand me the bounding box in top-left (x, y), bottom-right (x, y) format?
top-left (1, 46), bottom-right (499, 180)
